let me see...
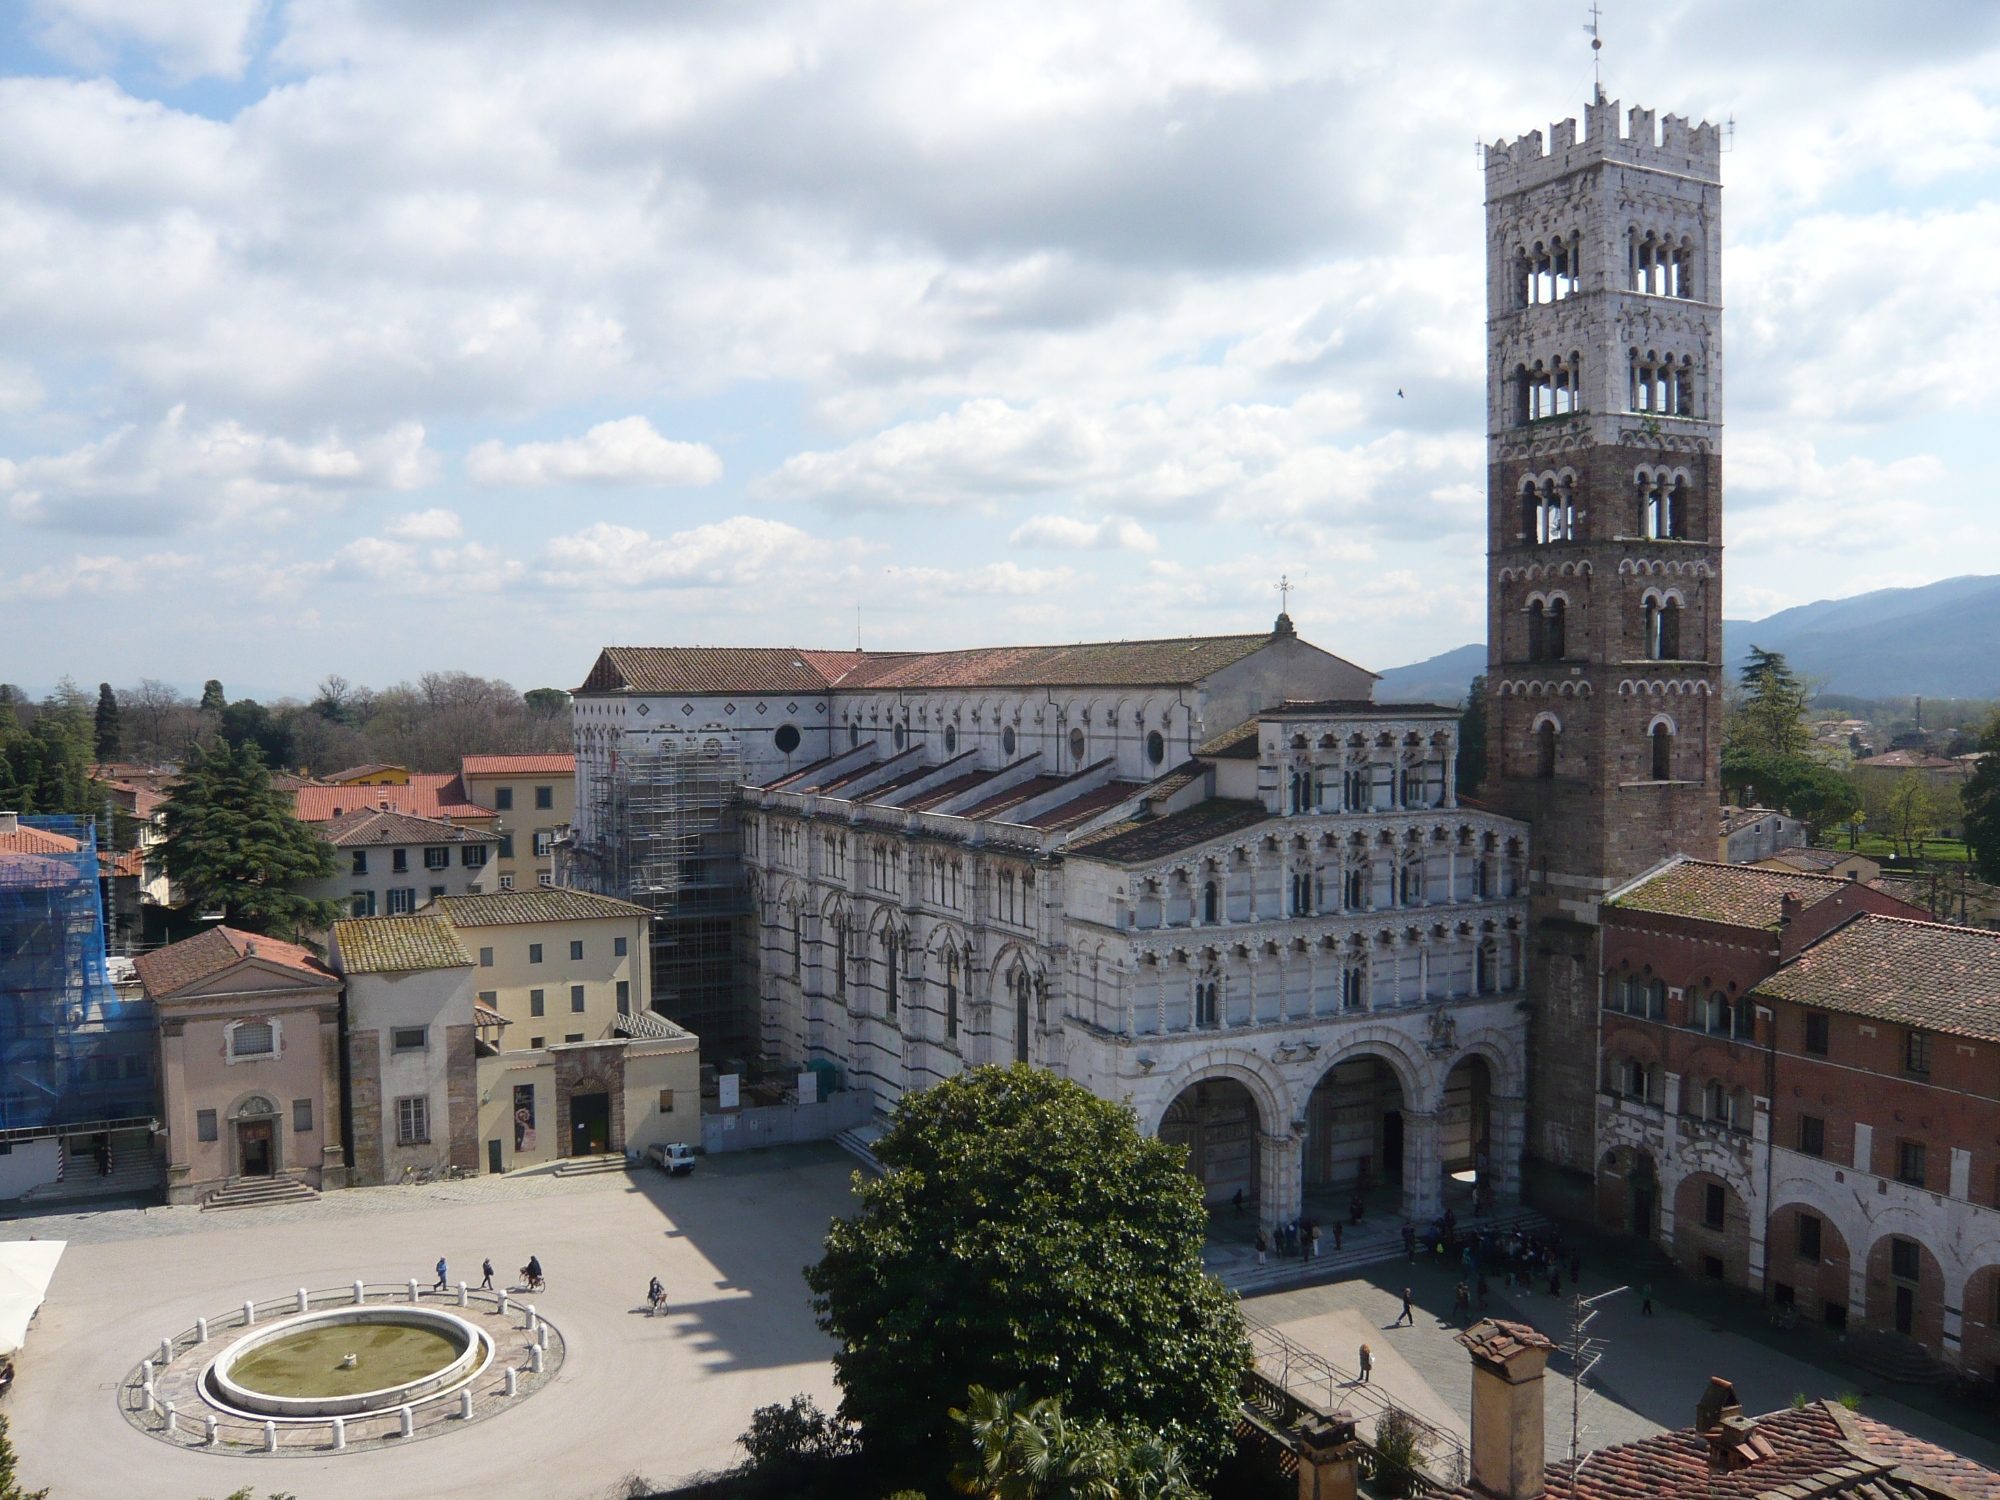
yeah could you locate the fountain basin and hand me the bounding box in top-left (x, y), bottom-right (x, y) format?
top-left (206, 1307), bottom-right (493, 1418)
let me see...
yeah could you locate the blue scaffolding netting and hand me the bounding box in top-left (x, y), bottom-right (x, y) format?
top-left (0, 815), bottom-right (157, 1135)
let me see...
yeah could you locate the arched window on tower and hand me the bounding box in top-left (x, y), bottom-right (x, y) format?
top-left (1651, 723), bottom-right (1674, 781)
top-left (1536, 720), bottom-right (1559, 779)
top-left (1547, 598), bottom-right (1567, 659)
top-left (1203, 880), bottom-right (1219, 924)
top-left (1526, 600), bottom-right (1546, 662)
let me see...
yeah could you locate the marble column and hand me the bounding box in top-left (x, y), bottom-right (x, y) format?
top-left (1491, 1092), bottom-right (1526, 1203)
top-left (1258, 1127), bottom-right (1305, 1233)
top-left (1401, 1109), bottom-right (1443, 1223)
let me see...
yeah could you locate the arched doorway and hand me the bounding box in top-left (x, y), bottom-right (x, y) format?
top-left (1303, 1055), bottom-right (1405, 1215)
top-left (1159, 1079), bottom-right (1260, 1208)
top-left (1597, 1146), bottom-right (1658, 1241)
top-left (1440, 1055), bottom-right (1491, 1209)
top-left (233, 1095), bottom-right (280, 1178)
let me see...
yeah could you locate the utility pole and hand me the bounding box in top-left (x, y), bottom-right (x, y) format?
top-left (1566, 1285), bottom-right (1627, 1461)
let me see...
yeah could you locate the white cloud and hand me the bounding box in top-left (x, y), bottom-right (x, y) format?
top-left (536, 517), bottom-right (868, 592)
top-left (382, 507), bottom-right (464, 541)
top-left (0, 407), bottom-right (435, 534)
top-left (465, 417), bottom-right (722, 489)
top-left (15, 549), bottom-right (199, 601)
top-left (1010, 514), bottom-right (1158, 551)
top-left (28, 0), bottom-right (266, 83)
top-left (326, 534), bottom-right (524, 594)
top-left (1726, 433), bottom-right (1947, 554)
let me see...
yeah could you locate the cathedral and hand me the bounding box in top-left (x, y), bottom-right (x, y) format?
top-left (571, 92), bottom-right (1724, 1233)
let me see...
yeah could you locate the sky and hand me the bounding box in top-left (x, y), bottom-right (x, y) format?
top-left (2, 1), bottom-right (1998, 701)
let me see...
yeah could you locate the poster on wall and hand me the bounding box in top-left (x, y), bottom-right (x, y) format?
top-left (718, 1073), bottom-right (739, 1110)
top-left (514, 1084), bottom-right (536, 1153)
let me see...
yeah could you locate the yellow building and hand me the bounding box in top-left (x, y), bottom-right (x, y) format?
top-left (458, 754), bottom-right (575, 892)
top-left (420, 888), bottom-right (698, 1170)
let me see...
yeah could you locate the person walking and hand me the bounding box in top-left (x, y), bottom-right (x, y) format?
top-left (1232, 1188), bottom-right (1244, 1217)
top-left (1255, 1230), bottom-right (1267, 1268)
top-left (1641, 1282), bottom-right (1654, 1316)
top-left (647, 1276), bottom-right (665, 1316)
top-left (1453, 1281), bottom-right (1471, 1324)
top-left (434, 1256), bottom-right (448, 1293)
top-left (1394, 1286), bottom-right (1415, 1327)
top-left (480, 1258), bottom-right (494, 1291)
top-left (1358, 1343), bottom-right (1374, 1384)
top-left (1310, 1222), bottom-right (1321, 1259)
top-left (1402, 1222), bottom-right (1416, 1262)
top-left (1333, 1221), bottom-right (1344, 1252)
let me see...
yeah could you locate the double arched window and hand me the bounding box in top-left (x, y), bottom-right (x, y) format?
top-left (1644, 597), bottom-right (1682, 660)
top-left (1520, 475), bottom-right (1575, 544)
top-left (1527, 597), bottom-right (1567, 661)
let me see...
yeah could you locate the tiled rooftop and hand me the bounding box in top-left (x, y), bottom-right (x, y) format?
top-left (332, 915), bottom-right (473, 974)
top-left (0, 823), bottom-right (81, 854)
top-left (1068, 798), bottom-right (1272, 866)
top-left (294, 773), bottom-right (489, 823)
top-left (577, 632), bottom-right (1300, 697)
top-left (136, 925), bottom-right (333, 997)
top-left (425, 889), bottom-right (651, 927)
top-left (1758, 915), bottom-right (2000, 1043)
top-left (1606, 858), bottom-right (1851, 929)
top-left (317, 808), bottom-right (500, 848)
top-left (460, 754), bottom-right (575, 776)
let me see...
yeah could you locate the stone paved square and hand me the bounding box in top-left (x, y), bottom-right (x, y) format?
top-left (6, 1146), bottom-right (860, 1500)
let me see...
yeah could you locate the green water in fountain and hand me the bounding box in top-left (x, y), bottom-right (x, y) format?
top-left (229, 1322), bottom-right (464, 1398)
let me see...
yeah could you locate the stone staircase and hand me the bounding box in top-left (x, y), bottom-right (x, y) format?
top-left (1214, 1204), bottom-right (1555, 1297)
top-left (833, 1122), bottom-right (886, 1176)
top-left (200, 1175), bottom-right (322, 1211)
top-left (19, 1151), bottom-right (164, 1206)
top-left (554, 1153), bottom-right (633, 1177)
top-left (1846, 1329), bottom-right (1953, 1386)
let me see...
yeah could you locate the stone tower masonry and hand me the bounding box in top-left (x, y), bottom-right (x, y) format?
top-left (1481, 97), bottom-right (1725, 1215)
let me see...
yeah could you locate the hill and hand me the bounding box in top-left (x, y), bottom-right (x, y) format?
top-left (1374, 643), bottom-right (1485, 704)
top-left (1724, 575), bottom-right (2000, 698)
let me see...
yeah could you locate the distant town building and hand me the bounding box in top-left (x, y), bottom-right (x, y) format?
top-left (1718, 806), bottom-right (1806, 864)
top-left (304, 808), bottom-right (498, 918)
top-left (456, 754), bottom-right (575, 893)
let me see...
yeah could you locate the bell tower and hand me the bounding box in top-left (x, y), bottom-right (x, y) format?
top-left (1482, 97), bottom-right (1725, 1214)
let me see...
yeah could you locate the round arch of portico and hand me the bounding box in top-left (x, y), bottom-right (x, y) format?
top-left (1855, 1207), bottom-right (1976, 1291)
top-left (1144, 1048), bottom-right (1292, 1140)
top-left (1301, 1023), bottom-right (1433, 1113)
top-left (1437, 1026), bottom-right (1526, 1113)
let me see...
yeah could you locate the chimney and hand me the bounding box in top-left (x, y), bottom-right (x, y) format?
top-left (1295, 1410), bottom-right (1361, 1500)
top-left (1458, 1319), bottom-right (1553, 1500)
top-left (0, 812), bottom-right (16, 836)
top-left (1779, 892), bottom-right (1802, 926)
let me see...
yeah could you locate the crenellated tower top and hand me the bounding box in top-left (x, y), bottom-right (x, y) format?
top-left (1485, 98), bottom-right (1722, 197)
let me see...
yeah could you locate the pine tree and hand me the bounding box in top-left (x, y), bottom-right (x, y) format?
top-left (94, 683), bottom-right (122, 764)
top-left (159, 741), bottom-right (340, 942)
top-left (1731, 647), bottom-right (1813, 761)
top-left (199, 679), bottom-right (227, 714)
top-left (0, 1411), bottom-right (49, 1500)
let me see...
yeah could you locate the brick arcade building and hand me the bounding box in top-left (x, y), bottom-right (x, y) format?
top-left (1595, 856), bottom-right (2000, 1376)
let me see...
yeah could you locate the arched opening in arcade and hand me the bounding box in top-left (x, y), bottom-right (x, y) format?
top-left (1595, 1145), bottom-right (1659, 1243)
top-left (1303, 1054), bottom-right (1405, 1219)
top-left (1439, 1054), bottom-right (1492, 1211)
top-left (1158, 1078), bottom-right (1260, 1210)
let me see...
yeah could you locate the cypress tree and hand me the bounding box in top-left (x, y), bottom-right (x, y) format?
top-left (94, 683), bottom-right (122, 763)
top-left (159, 741), bottom-right (340, 942)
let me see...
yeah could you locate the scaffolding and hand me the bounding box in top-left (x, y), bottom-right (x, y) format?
top-left (563, 741), bottom-right (750, 1059)
top-left (0, 816), bottom-right (157, 1137)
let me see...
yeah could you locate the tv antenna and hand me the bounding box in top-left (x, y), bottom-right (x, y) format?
top-left (1566, 1285), bottom-right (1626, 1461)
top-left (1584, 4), bottom-right (1604, 101)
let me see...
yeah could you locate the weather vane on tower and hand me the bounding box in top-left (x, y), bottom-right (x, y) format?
top-left (1585, 3), bottom-right (1604, 102)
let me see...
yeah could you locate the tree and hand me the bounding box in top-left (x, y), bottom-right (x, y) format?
top-left (0, 685), bottom-right (93, 815)
top-left (948, 1385), bottom-right (1198, 1500)
top-left (159, 741), bottom-right (339, 940)
top-left (1880, 771), bottom-right (1943, 859)
top-left (94, 682), bottom-right (123, 763)
top-left (524, 687), bottom-right (572, 720)
top-left (1960, 711), bottom-right (2000, 879)
top-left (1457, 676), bottom-right (1487, 798)
top-left (199, 679), bottom-right (227, 713)
top-left (218, 698), bottom-right (293, 769)
top-left (0, 1412), bottom-right (49, 1500)
top-left (1731, 647), bottom-right (1813, 762)
top-left (805, 1066), bottom-right (1249, 1476)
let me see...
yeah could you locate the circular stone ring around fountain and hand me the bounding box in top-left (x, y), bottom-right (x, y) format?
top-left (207, 1307), bottom-right (492, 1419)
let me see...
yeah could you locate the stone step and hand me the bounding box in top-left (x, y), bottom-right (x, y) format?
top-left (554, 1153), bottom-right (632, 1177)
top-left (1215, 1206), bottom-right (1554, 1296)
top-left (201, 1176), bottom-right (322, 1211)
top-left (833, 1127), bottom-right (885, 1177)
top-left (1846, 1330), bottom-right (1952, 1386)
top-left (18, 1154), bottom-right (164, 1203)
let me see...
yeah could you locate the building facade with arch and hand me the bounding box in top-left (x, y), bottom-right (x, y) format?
top-left (741, 653), bottom-right (1535, 1230)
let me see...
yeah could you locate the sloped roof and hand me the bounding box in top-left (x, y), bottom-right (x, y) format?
top-left (317, 809), bottom-right (499, 848)
top-left (294, 773), bottom-right (489, 823)
top-left (0, 823), bottom-right (80, 854)
top-left (425, 889), bottom-right (651, 926)
top-left (333, 915), bottom-right (473, 974)
top-left (324, 763), bottom-right (408, 782)
top-left (1719, 805), bottom-right (1790, 837)
top-left (1605, 859), bottom-right (1851, 930)
top-left (576, 633), bottom-right (1294, 697)
top-left (1068, 798), bottom-right (1272, 866)
top-left (1859, 750), bottom-right (1960, 771)
top-left (460, 754), bottom-right (575, 776)
top-left (1757, 915), bottom-right (2000, 1043)
top-left (1470, 1398), bottom-right (2000, 1500)
top-left (135, 926), bottom-right (334, 997)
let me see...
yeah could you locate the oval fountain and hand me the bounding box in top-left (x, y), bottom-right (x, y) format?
top-left (205, 1307), bottom-right (494, 1420)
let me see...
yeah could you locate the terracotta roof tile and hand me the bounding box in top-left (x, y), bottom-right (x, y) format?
top-left (1607, 859), bottom-right (1851, 929)
top-left (317, 808), bottom-right (500, 848)
top-left (1758, 915), bottom-right (2000, 1043)
top-left (1068, 798), bottom-right (1272, 866)
top-left (135, 925), bottom-right (334, 997)
top-left (0, 823), bottom-right (81, 854)
top-left (425, 889), bottom-right (651, 926)
top-left (576, 633), bottom-right (1293, 697)
top-left (294, 773), bottom-right (491, 823)
top-left (324, 763), bottom-right (408, 782)
top-left (1026, 780), bottom-right (1140, 830)
top-left (460, 755), bottom-right (575, 776)
top-left (332, 915), bottom-right (473, 974)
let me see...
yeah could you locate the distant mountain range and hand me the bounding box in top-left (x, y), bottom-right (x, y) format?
top-left (1373, 574), bottom-right (2000, 705)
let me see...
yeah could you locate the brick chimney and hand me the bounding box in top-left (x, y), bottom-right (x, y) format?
top-left (1458, 1319), bottom-right (1553, 1500)
top-left (1295, 1410), bottom-right (1361, 1500)
top-left (0, 812), bottom-right (16, 836)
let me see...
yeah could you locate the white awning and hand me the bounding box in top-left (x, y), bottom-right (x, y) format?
top-left (0, 1241), bottom-right (65, 1357)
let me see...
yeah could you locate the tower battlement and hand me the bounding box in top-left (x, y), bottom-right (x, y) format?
top-left (1485, 99), bottom-right (1721, 195)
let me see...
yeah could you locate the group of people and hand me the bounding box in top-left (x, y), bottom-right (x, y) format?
top-left (428, 1254), bottom-right (541, 1293)
top-left (1252, 1215), bottom-right (1340, 1266)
